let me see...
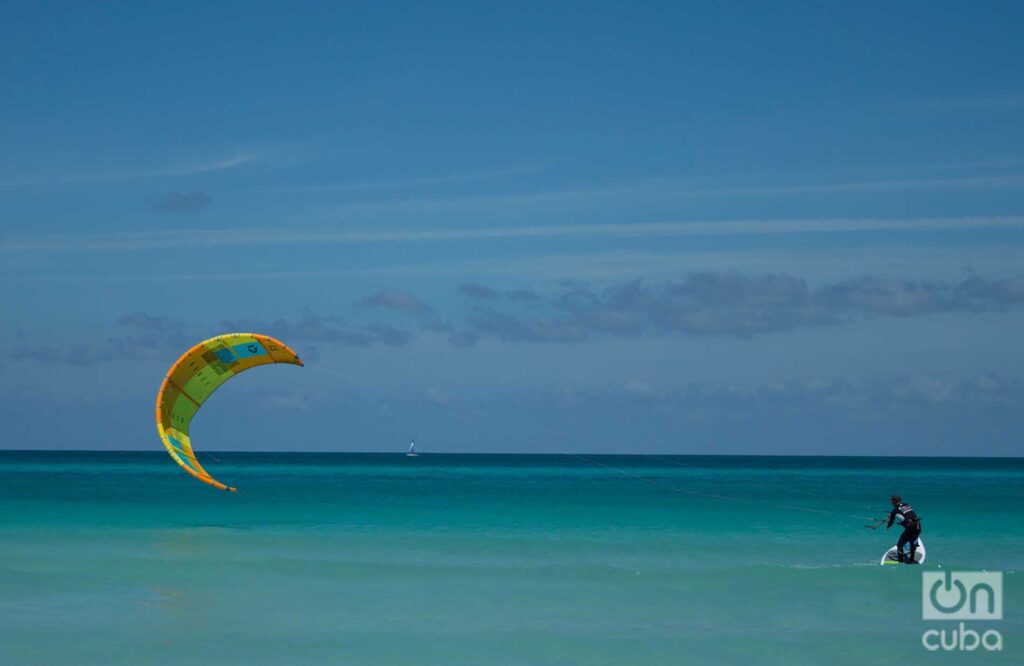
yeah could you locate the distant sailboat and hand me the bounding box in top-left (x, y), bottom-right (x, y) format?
top-left (406, 439), bottom-right (418, 457)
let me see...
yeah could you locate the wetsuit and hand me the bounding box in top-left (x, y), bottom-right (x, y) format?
top-left (888, 502), bottom-right (922, 563)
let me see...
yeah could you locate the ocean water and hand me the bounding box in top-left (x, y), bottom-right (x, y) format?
top-left (1, 452), bottom-right (1021, 665)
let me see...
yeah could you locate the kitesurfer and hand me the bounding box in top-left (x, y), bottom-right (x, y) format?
top-left (886, 495), bottom-right (922, 564)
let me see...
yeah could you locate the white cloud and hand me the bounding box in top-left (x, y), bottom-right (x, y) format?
top-left (280, 163), bottom-right (548, 193)
top-left (0, 151), bottom-right (257, 189)
top-left (624, 380), bottom-right (654, 396)
top-left (425, 386), bottom-right (452, 405)
top-left (314, 171), bottom-right (1024, 216)
top-left (6, 215), bottom-right (1024, 255)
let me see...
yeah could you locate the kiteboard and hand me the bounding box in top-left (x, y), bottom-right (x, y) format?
top-left (880, 538), bottom-right (926, 565)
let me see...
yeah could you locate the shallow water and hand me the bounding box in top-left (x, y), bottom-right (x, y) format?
top-left (1, 452), bottom-right (1021, 664)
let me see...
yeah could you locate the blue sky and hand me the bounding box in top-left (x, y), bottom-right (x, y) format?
top-left (3, 1), bottom-right (1024, 455)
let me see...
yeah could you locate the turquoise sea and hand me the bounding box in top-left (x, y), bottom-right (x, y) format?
top-left (1, 452), bottom-right (1021, 665)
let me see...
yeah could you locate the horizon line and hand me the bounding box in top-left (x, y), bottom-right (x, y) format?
top-left (2, 448), bottom-right (1021, 460)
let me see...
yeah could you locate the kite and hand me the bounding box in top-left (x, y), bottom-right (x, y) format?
top-left (155, 333), bottom-right (303, 491)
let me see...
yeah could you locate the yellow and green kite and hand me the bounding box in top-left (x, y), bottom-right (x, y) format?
top-left (155, 333), bottom-right (303, 491)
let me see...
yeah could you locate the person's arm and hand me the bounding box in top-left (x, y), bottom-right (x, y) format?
top-left (886, 508), bottom-right (896, 529)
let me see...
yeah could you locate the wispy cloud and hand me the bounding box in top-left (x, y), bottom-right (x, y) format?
top-left (910, 92), bottom-right (1024, 112)
top-left (0, 151), bottom-right (257, 189)
top-left (11, 343), bottom-right (121, 366)
top-left (13, 272), bottom-right (1024, 365)
top-left (16, 243), bottom-right (1024, 286)
top-left (6, 215), bottom-right (1024, 255)
top-left (313, 170), bottom-right (1024, 216)
top-left (357, 289), bottom-right (432, 315)
top-left (149, 190), bottom-right (211, 213)
top-left (531, 372), bottom-right (1024, 423)
top-left (458, 282), bottom-right (500, 300)
top-left (219, 313), bottom-right (414, 348)
top-left (467, 309), bottom-right (588, 343)
top-left (506, 289), bottom-right (541, 302)
top-left (12, 312), bottom-right (199, 365)
top-left (11, 310), bottom-right (417, 366)
top-left (281, 164), bottom-right (548, 193)
top-left (679, 174), bottom-right (1024, 196)
top-left (453, 273), bottom-right (1024, 343)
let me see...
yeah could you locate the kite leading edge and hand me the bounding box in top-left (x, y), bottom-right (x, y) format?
top-left (155, 333), bottom-right (303, 491)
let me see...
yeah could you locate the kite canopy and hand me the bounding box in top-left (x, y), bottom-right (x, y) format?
top-left (155, 333), bottom-right (303, 491)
